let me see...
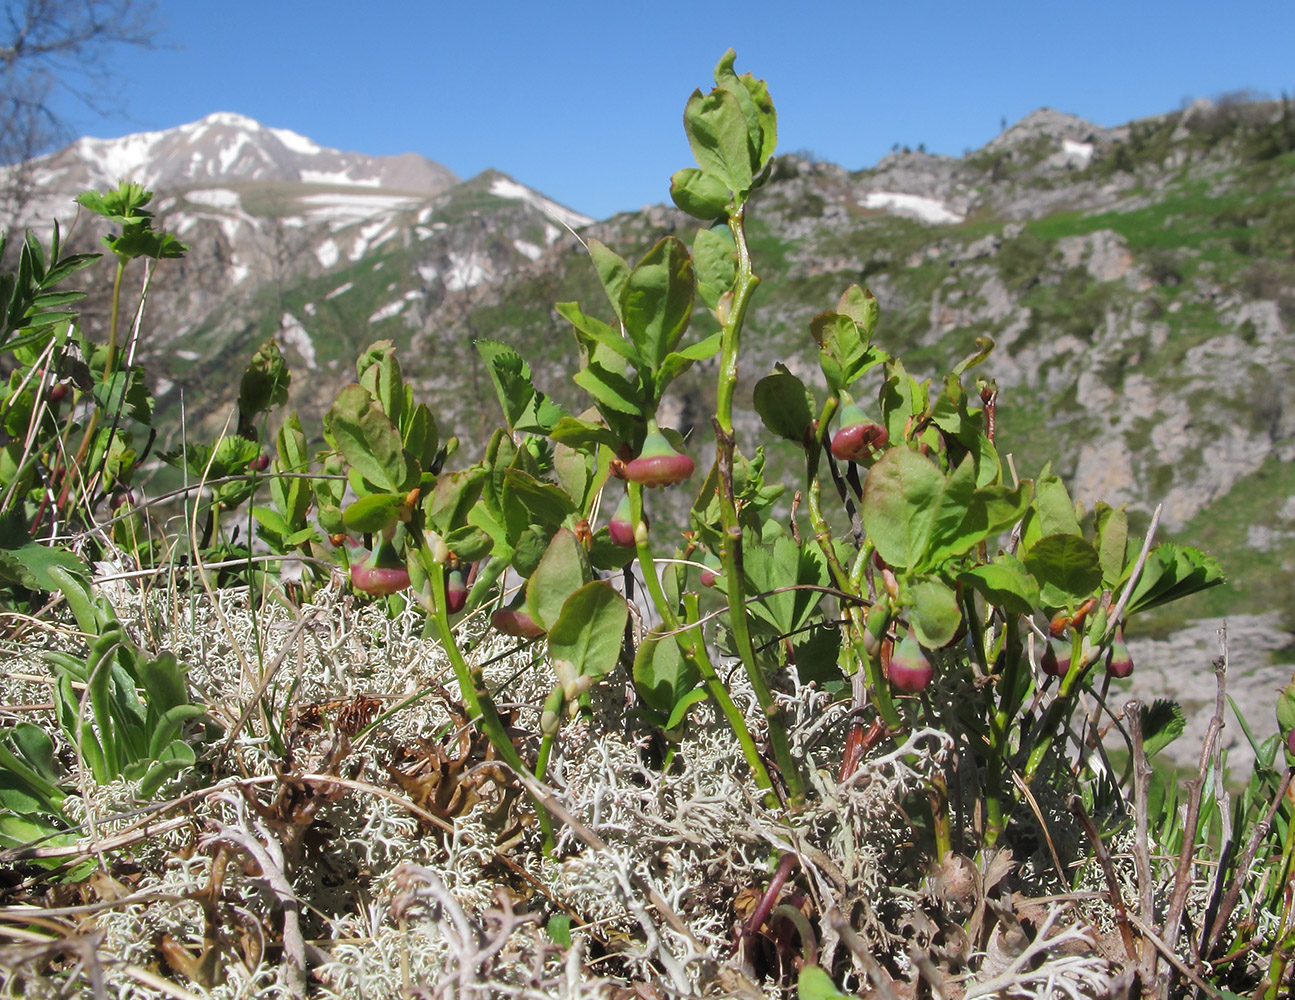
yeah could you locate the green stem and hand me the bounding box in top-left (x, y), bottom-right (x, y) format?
top-left (1262, 800), bottom-right (1295, 999)
top-left (715, 429), bottom-right (804, 803)
top-left (627, 482), bottom-right (773, 796)
top-left (707, 204), bottom-right (803, 803)
top-left (62, 258), bottom-right (128, 512)
top-left (1022, 631), bottom-right (1092, 783)
top-left (808, 479), bottom-right (901, 733)
top-left (104, 257), bottom-right (126, 381)
top-left (427, 558), bottom-right (553, 851)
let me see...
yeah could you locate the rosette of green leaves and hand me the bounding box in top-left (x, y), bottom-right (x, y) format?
top-left (44, 623), bottom-right (211, 798)
top-left (75, 182), bottom-right (186, 263)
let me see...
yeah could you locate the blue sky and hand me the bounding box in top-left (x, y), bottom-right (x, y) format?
top-left (47, 0), bottom-right (1295, 220)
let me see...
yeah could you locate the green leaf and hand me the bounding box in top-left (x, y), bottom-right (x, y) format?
top-left (548, 416), bottom-right (618, 450)
top-left (861, 448), bottom-right (962, 572)
top-left (554, 302), bottom-right (640, 366)
top-left (146, 704), bottom-right (207, 760)
top-left (9, 723), bottom-right (61, 785)
top-left (683, 87), bottom-right (754, 195)
top-left (692, 226), bottom-right (737, 310)
top-left (836, 285), bottom-right (878, 337)
top-left (357, 340), bottom-right (404, 428)
top-left (0, 538), bottom-right (91, 593)
top-left (670, 167), bottom-right (730, 220)
top-left (138, 740), bottom-right (195, 798)
top-left (798, 964), bottom-right (849, 1000)
top-left (879, 359), bottom-right (926, 444)
top-left (1122, 544), bottom-right (1225, 616)
top-left (744, 531), bottom-right (828, 635)
top-left (573, 361), bottom-right (642, 416)
top-left (1141, 700), bottom-right (1186, 758)
top-left (270, 413), bottom-right (311, 530)
top-left (548, 581), bottom-right (628, 679)
top-left (136, 652), bottom-right (188, 719)
top-left (753, 366), bottom-right (814, 444)
top-left (633, 626), bottom-right (701, 715)
top-left (424, 467), bottom-right (486, 535)
top-left (1094, 502), bottom-right (1129, 589)
top-left (546, 913), bottom-right (573, 947)
top-left (502, 468), bottom-right (577, 525)
top-left (475, 339), bottom-right (566, 434)
top-left (908, 577), bottom-right (961, 649)
top-left (237, 339), bottom-right (290, 430)
top-left (1024, 533), bottom-right (1103, 610)
top-left (525, 528), bottom-right (591, 632)
top-left (792, 624), bottom-right (844, 687)
top-left (326, 384), bottom-right (411, 493)
top-left (586, 239), bottom-right (629, 320)
top-left (619, 236), bottom-right (694, 372)
top-left (959, 554), bottom-right (1039, 616)
top-left (342, 493), bottom-right (406, 534)
top-left (442, 524), bottom-right (493, 563)
top-left (1031, 467), bottom-right (1082, 540)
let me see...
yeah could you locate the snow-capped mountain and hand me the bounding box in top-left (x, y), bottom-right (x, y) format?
top-left (5, 111), bottom-right (459, 223)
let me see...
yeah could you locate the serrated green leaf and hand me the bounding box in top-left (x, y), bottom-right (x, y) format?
top-left (1141, 700), bottom-right (1186, 758)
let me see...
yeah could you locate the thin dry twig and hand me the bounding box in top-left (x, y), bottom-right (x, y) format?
top-left (1069, 795), bottom-right (1139, 965)
top-left (1126, 698), bottom-right (1158, 985)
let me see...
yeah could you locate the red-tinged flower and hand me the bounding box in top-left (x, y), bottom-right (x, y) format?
top-left (1105, 631), bottom-right (1134, 678)
top-left (1041, 637), bottom-right (1072, 678)
top-left (886, 634), bottom-right (934, 693)
top-left (351, 540), bottom-right (410, 596)
top-left (445, 568), bottom-right (468, 614)
top-left (608, 493), bottom-right (637, 547)
top-left (624, 425), bottom-right (694, 487)
top-left (830, 394), bottom-right (888, 463)
top-left (491, 603), bottom-right (545, 638)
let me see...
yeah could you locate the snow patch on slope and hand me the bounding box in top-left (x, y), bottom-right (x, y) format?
top-left (369, 299), bottom-right (407, 323)
top-left (316, 238), bottom-right (340, 268)
top-left (271, 127), bottom-right (321, 156)
top-left (280, 314), bottom-right (318, 368)
top-left (489, 177), bottom-right (591, 231)
top-left (445, 251), bottom-right (490, 291)
top-left (1062, 139), bottom-right (1094, 168)
top-left (185, 188), bottom-right (241, 210)
top-left (514, 239), bottom-right (542, 261)
top-left (861, 192), bottom-right (964, 225)
top-left (300, 169), bottom-right (382, 188)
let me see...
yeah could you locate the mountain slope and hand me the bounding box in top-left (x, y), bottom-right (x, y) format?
top-left (6, 100), bottom-right (1294, 655)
